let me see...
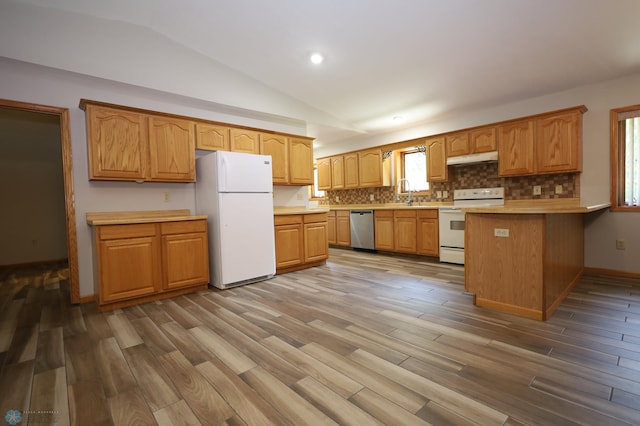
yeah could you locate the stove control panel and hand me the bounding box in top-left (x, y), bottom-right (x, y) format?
top-left (454, 187), bottom-right (504, 201)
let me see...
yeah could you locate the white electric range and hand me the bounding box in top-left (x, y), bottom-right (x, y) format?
top-left (438, 187), bottom-right (504, 265)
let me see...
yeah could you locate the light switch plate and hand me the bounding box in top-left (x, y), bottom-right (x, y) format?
top-left (555, 184), bottom-right (563, 194)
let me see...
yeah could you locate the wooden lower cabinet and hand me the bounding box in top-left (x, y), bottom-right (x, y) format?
top-left (274, 215), bottom-right (304, 269)
top-left (394, 210), bottom-right (417, 254)
top-left (328, 210), bottom-right (351, 247)
top-left (375, 209), bottom-right (439, 257)
top-left (374, 210), bottom-right (394, 251)
top-left (161, 221), bottom-right (210, 290)
top-left (274, 213), bottom-right (328, 273)
top-left (417, 210), bottom-right (439, 256)
top-left (465, 213), bottom-right (584, 320)
top-left (327, 211), bottom-right (337, 245)
top-left (93, 219), bottom-right (209, 310)
top-left (336, 211), bottom-right (351, 246)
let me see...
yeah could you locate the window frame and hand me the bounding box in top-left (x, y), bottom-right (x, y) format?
top-left (309, 163), bottom-right (326, 201)
top-left (611, 104), bottom-right (640, 212)
top-left (400, 148), bottom-right (430, 196)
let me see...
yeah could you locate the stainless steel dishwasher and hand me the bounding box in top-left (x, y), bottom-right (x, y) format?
top-left (349, 210), bottom-right (375, 250)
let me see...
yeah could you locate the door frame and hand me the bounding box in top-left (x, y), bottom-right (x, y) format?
top-left (0, 98), bottom-right (80, 303)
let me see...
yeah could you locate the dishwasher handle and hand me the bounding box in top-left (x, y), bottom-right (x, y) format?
top-left (350, 210), bottom-right (374, 215)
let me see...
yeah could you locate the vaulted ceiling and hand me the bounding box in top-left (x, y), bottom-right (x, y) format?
top-left (4, 0), bottom-right (640, 151)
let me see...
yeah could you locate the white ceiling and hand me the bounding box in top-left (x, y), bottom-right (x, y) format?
top-left (8, 0), bottom-right (640, 149)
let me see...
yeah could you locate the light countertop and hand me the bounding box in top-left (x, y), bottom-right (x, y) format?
top-left (323, 199), bottom-right (610, 214)
top-left (273, 206), bottom-right (330, 215)
top-left (463, 199), bottom-right (610, 214)
top-left (86, 210), bottom-right (207, 225)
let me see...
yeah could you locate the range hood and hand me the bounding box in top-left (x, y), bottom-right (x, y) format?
top-left (446, 151), bottom-right (498, 166)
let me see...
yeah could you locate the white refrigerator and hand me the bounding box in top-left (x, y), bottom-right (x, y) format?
top-left (195, 151), bottom-right (276, 289)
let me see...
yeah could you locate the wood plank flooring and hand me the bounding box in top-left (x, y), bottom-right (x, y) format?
top-left (1, 250), bottom-right (640, 425)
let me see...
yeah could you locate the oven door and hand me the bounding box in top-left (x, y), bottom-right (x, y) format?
top-left (438, 207), bottom-right (466, 264)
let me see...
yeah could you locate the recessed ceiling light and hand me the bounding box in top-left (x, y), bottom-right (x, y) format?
top-left (310, 53), bottom-right (324, 65)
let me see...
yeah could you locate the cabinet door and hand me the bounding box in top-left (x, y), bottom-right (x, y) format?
top-left (394, 211), bottom-right (417, 254)
top-left (344, 153), bottom-right (359, 188)
top-left (374, 211), bottom-right (394, 251)
top-left (498, 119), bottom-right (535, 176)
top-left (331, 156), bottom-right (345, 189)
top-left (230, 128), bottom-right (260, 154)
top-left (336, 210), bottom-right (351, 246)
top-left (304, 221), bottom-right (328, 262)
top-left (536, 111), bottom-right (581, 173)
top-left (260, 133), bottom-right (289, 184)
top-left (327, 211), bottom-right (337, 245)
top-left (86, 105), bottom-right (148, 181)
top-left (161, 220), bottom-right (209, 290)
top-left (195, 122), bottom-right (230, 151)
top-left (417, 210), bottom-right (439, 256)
top-left (97, 225), bottom-right (161, 303)
top-left (358, 149), bottom-right (383, 187)
top-left (289, 137), bottom-right (314, 185)
top-left (426, 136), bottom-right (448, 182)
top-left (274, 224), bottom-right (304, 269)
top-left (445, 132), bottom-right (470, 157)
top-left (470, 126), bottom-right (497, 153)
top-left (317, 157), bottom-right (332, 190)
top-left (148, 116), bottom-right (196, 182)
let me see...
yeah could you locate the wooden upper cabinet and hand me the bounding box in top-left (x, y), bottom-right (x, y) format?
top-left (195, 122), bottom-right (230, 151)
top-left (358, 149), bottom-right (383, 187)
top-left (230, 128), bottom-right (260, 154)
top-left (148, 116), bottom-right (196, 182)
top-left (445, 132), bottom-right (470, 157)
top-left (317, 157), bottom-right (332, 190)
top-left (426, 136), bottom-right (448, 182)
top-left (86, 105), bottom-right (148, 181)
top-left (260, 133), bottom-right (289, 184)
top-left (344, 153), bottom-right (359, 188)
top-left (498, 119), bottom-right (535, 176)
top-left (470, 126), bottom-right (497, 153)
top-left (288, 137), bottom-right (314, 185)
top-left (536, 110), bottom-right (582, 174)
top-left (331, 156), bottom-right (345, 189)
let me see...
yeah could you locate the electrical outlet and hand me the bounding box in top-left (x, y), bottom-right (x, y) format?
top-left (163, 192), bottom-right (170, 202)
top-left (533, 185), bottom-right (541, 195)
top-left (616, 239), bottom-right (626, 250)
top-left (335, 196), bottom-right (340, 202)
top-left (370, 194), bottom-right (375, 201)
top-left (443, 190), bottom-right (449, 198)
top-left (494, 228), bottom-right (510, 237)
top-left (555, 184), bottom-right (563, 195)
top-left (436, 191), bottom-right (443, 199)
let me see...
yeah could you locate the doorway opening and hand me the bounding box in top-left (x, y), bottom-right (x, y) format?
top-left (0, 99), bottom-right (79, 303)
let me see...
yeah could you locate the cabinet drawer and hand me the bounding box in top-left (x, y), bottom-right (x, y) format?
top-left (394, 210), bottom-right (417, 218)
top-left (303, 213), bottom-right (327, 223)
top-left (274, 215), bottom-right (303, 226)
top-left (98, 223), bottom-right (157, 240)
top-left (374, 210), bottom-right (394, 218)
top-left (417, 209), bottom-right (438, 219)
top-left (336, 210), bottom-right (350, 218)
top-left (161, 219), bottom-right (207, 235)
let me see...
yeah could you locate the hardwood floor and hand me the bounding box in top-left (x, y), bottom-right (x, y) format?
top-left (1, 250), bottom-right (640, 425)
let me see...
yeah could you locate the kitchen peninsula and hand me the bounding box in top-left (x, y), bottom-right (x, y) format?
top-left (464, 200), bottom-right (609, 320)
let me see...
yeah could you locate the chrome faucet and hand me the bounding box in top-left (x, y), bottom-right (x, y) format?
top-left (397, 178), bottom-right (412, 205)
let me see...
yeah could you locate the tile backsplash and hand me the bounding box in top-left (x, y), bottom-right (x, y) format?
top-left (320, 162), bottom-right (579, 205)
